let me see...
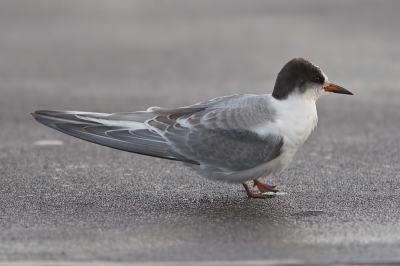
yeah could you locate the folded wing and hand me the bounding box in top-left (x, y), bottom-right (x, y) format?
top-left (30, 109), bottom-right (201, 164)
top-left (147, 95), bottom-right (284, 173)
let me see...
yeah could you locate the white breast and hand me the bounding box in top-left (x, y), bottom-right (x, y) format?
top-left (250, 92), bottom-right (318, 176)
top-left (277, 96), bottom-right (317, 144)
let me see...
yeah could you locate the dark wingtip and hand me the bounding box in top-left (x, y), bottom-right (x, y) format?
top-left (29, 110), bottom-right (57, 117)
top-left (29, 110), bottom-right (48, 118)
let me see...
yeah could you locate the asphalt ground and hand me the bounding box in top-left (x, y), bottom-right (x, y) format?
top-left (0, 1), bottom-right (399, 265)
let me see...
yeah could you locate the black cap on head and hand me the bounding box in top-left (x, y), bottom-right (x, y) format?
top-left (272, 58), bottom-right (325, 100)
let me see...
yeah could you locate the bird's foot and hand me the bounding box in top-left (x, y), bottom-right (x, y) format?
top-left (242, 183), bottom-right (275, 199)
top-left (253, 179), bottom-right (279, 193)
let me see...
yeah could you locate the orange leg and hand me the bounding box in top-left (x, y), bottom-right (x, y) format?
top-left (242, 183), bottom-right (272, 199)
top-left (253, 179), bottom-right (279, 193)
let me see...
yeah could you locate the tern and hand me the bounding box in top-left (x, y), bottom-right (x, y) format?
top-left (31, 58), bottom-right (353, 199)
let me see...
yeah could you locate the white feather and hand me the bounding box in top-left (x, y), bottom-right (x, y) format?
top-left (75, 115), bottom-right (148, 130)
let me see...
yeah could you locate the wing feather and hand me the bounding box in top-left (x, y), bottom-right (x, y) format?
top-left (31, 110), bottom-right (198, 164)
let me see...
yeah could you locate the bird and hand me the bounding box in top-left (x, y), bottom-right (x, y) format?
top-left (30, 58), bottom-right (353, 199)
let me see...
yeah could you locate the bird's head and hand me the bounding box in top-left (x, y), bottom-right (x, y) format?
top-left (272, 58), bottom-right (353, 101)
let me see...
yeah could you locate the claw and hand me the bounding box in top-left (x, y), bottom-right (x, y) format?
top-left (253, 179), bottom-right (279, 193)
top-left (242, 183), bottom-right (275, 199)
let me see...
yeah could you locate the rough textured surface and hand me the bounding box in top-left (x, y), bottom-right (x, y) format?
top-left (0, 0), bottom-right (399, 264)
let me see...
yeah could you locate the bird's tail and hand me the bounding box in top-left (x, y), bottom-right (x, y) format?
top-left (30, 110), bottom-right (198, 164)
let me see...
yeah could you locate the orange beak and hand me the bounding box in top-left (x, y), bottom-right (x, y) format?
top-left (324, 83), bottom-right (353, 95)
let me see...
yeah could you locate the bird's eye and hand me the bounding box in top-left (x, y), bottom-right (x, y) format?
top-left (312, 76), bottom-right (323, 83)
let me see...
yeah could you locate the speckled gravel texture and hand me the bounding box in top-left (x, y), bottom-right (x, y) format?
top-left (0, 0), bottom-right (399, 264)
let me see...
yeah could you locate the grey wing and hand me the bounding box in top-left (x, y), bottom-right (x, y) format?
top-left (175, 125), bottom-right (283, 172)
top-left (30, 110), bottom-right (200, 164)
top-left (148, 95), bottom-right (283, 173)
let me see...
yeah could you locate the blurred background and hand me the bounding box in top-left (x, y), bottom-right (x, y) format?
top-left (2, 1), bottom-right (399, 117)
top-left (1, 0), bottom-right (400, 263)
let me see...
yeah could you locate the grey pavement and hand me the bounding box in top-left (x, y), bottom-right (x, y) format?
top-left (1, 0), bottom-right (400, 264)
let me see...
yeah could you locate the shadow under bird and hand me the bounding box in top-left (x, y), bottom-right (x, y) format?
top-left (31, 58), bottom-right (353, 199)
